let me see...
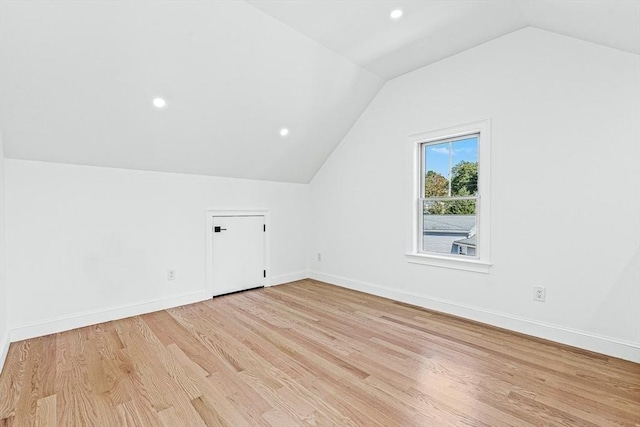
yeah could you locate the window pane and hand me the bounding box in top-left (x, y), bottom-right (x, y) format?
top-left (422, 200), bottom-right (477, 256)
top-left (424, 136), bottom-right (478, 198)
top-left (424, 142), bottom-right (450, 197)
top-left (450, 137), bottom-right (478, 196)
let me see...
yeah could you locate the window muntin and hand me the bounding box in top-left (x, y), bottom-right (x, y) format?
top-left (420, 134), bottom-right (479, 258)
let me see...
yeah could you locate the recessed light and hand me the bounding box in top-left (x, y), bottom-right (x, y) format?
top-left (153, 97), bottom-right (166, 108)
top-left (390, 9), bottom-right (403, 20)
top-left (280, 128), bottom-right (289, 137)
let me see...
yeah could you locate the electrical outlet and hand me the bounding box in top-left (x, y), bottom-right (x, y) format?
top-left (167, 269), bottom-right (176, 281)
top-left (317, 253), bottom-right (322, 262)
top-left (533, 286), bottom-right (545, 302)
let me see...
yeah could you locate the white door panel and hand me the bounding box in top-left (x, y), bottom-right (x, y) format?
top-left (212, 215), bottom-right (265, 296)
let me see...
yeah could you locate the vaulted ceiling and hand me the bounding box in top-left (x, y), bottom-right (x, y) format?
top-left (249, 0), bottom-right (640, 80)
top-left (1, 1), bottom-right (638, 183)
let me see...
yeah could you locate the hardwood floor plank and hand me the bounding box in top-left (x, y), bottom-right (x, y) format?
top-left (226, 305), bottom-right (425, 426)
top-left (143, 310), bottom-right (218, 376)
top-left (34, 395), bottom-right (56, 427)
top-left (190, 396), bottom-right (228, 427)
top-left (14, 339), bottom-right (45, 425)
top-left (156, 406), bottom-right (181, 427)
top-left (165, 343), bottom-right (210, 379)
top-left (0, 341), bottom-right (29, 420)
top-left (116, 398), bottom-right (162, 427)
top-left (1, 280), bottom-right (639, 426)
top-left (112, 317), bottom-right (206, 426)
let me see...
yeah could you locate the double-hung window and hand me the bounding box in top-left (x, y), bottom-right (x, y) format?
top-left (407, 120), bottom-right (491, 273)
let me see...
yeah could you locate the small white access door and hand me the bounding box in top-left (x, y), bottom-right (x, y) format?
top-left (211, 215), bottom-right (266, 297)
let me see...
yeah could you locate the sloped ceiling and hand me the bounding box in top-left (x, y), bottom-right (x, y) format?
top-left (248, 0), bottom-right (640, 80)
top-left (1, 1), bottom-right (638, 183)
top-left (0, 1), bottom-right (384, 183)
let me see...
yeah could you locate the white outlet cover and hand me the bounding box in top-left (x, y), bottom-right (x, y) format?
top-left (533, 287), bottom-right (545, 302)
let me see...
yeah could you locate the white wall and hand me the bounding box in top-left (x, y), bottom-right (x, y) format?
top-left (309, 28), bottom-right (640, 362)
top-left (0, 133), bottom-right (7, 370)
top-left (5, 160), bottom-right (309, 339)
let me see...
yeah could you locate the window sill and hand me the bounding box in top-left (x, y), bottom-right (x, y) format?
top-left (405, 253), bottom-right (492, 273)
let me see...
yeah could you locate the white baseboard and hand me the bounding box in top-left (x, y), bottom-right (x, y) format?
top-left (270, 271), bottom-right (308, 287)
top-left (7, 270), bottom-right (310, 345)
top-left (10, 291), bottom-right (208, 343)
top-left (310, 271), bottom-right (640, 363)
top-left (0, 331), bottom-right (10, 375)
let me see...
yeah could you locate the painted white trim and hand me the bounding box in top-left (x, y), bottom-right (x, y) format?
top-left (0, 137), bottom-right (7, 375)
top-left (405, 253), bottom-right (491, 273)
top-left (205, 209), bottom-right (271, 297)
top-left (408, 119), bottom-right (492, 272)
top-left (0, 332), bottom-right (9, 375)
top-left (9, 290), bottom-right (207, 342)
top-left (270, 271), bottom-right (308, 287)
top-left (309, 271), bottom-right (640, 363)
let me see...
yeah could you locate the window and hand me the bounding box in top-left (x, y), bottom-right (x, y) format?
top-left (406, 120), bottom-right (491, 273)
top-left (422, 134), bottom-right (479, 257)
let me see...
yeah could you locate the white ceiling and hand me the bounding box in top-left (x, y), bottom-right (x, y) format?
top-left (0, 1), bottom-right (383, 183)
top-left (248, 0), bottom-right (640, 80)
top-left (1, 1), bottom-right (638, 183)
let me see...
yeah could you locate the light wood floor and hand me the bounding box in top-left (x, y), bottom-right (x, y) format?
top-left (1, 280), bottom-right (639, 426)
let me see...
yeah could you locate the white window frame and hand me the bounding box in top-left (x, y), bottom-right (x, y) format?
top-left (406, 119), bottom-right (492, 273)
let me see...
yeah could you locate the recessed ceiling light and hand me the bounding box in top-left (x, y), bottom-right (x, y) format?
top-left (280, 128), bottom-right (289, 137)
top-left (390, 9), bottom-right (403, 20)
top-left (153, 97), bottom-right (166, 108)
